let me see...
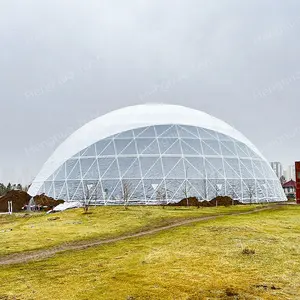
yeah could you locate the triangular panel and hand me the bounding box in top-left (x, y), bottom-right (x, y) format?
top-left (118, 157), bottom-right (136, 177)
top-left (136, 138), bottom-right (155, 154)
top-left (235, 143), bottom-right (250, 158)
top-left (181, 139), bottom-right (202, 155)
top-left (72, 181), bottom-right (85, 200)
top-left (202, 140), bottom-right (221, 156)
top-left (54, 164), bottom-right (66, 181)
top-left (165, 179), bottom-right (182, 201)
top-left (82, 159), bottom-right (99, 180)
top-left (164, 139), bottom-right (181, 155)
top-left (80, 158), bottom-right (95, 179)
top-left (219, 141), bottom-right (237, 157)
top-left (184, 157), bottom-right (205, 178)
top-left (120, 140), bottom-right (137, 155)
top-left (165, 159), bottom-right (185, 179)
top-left (177, 125), bottom-right (199, 138)
top-left (140, 157), bottom-right (160, 176)
top-left (204, 157), bottom-right (225, 178)
top-left (114, 139), bottom-right (133, 155)
top-left (142, 139), bottom-right (160, 155)
top-left (223, 158), bottom-right (240, 179)
top-left (137, 126), bottom-right (156, 138)
top-left (158, 138), bottom-right (178, 154)
top-left (66, 159), bottom-right (78, 177)
top-left (67, 160), bottom-right (81, 180)
top-left (240, 159), bottom-right (255, 178)
top-left (172, 181), bottom-right (186, 200)
top-left (54, 181), bottom-right (64, 199)
top-left (144, 159), bottom-right (164, 179)
top-left (96, 139), bottom-right (111, 156)
top-left (98, 158), bottom-right (115, 177)
top-left (122, 158), bottom-right (141, 179)
top-left (252, 160), bottom-right (266, 179)
top-left (198, 128), bottom-right (218, 140)
top-left (188, 179), bottom-right (207, 199)
top-left (101, 141), bottom-right (116, 156)
top-left (217, 132), bottom-right (232, 141)
top-left (102, 159), bottom-right (119, 179)
top-left (58, 182), bottom-right (68, 200)
top-left (116, 130), bottom-right (134, 139)
top-left (81, 144), bottom-right (96, 157)
top-left (47, 183), bottom-right (54, 198)
top-left (156, 125), bottom-right (178, 138)
top-left (162, 157), bottom-right (181, 177)
top-left (129, 180), bottom-right (145, 201)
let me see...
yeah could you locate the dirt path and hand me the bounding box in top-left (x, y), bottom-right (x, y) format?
top-left (0, 205), bottom-right (280, 266)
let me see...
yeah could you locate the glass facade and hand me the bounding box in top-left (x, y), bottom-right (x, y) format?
top-left (37, 124), bottom-right (285, 204)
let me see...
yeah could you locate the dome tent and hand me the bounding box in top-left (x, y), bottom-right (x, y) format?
top-left (29, 104), bottom-right (286, 204)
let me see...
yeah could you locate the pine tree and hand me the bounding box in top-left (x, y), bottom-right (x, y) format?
top-left (0, 183), bottom-right (6, 196)
top-left (6, 182), bottom-right (12, 192)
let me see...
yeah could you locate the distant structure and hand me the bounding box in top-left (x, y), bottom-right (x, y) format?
top-left (282, 180), bottom-right (296, 197)
top-left (270, 162), bottom-right (283, 178)
top-left (285, 164), bottom-right (296, 181)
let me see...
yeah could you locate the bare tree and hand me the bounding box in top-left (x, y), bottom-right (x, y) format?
top-left (182, 166), bottom-right (193, 206)
top-left (212, 181), bottom-right (222, 207)
top-left (228, 183), bottom-right (237, 205)
top-left (280, 175), bottom-right (286, 186)
top-left (214, 183), bottom-right (222, 197)
top-left (156, 185), bottom-right (168, 209)
top-left (245, 182), bottom-right (256, 205)
top-left (182, 180), bottom-right (192, 206)
top-left (83, 182), bottom-right (94, 213)
top-left (201, 177), bottom-right (208, 200)
top-left (121, 180), bottom-right (133, 210)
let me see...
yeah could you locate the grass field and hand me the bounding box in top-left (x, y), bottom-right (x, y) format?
top-left (0, 205), bottom-right (261, 256)
top-left (1, 205), bottom-right (300, 299)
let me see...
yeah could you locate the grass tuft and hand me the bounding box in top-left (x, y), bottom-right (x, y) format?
top-left (242, 247), bottom-right (256, 255)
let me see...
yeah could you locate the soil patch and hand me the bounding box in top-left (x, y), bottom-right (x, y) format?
top-left (0, 191), bottom-right (63, 212)
top-left (0, 190), bottom-right (31, 212)
top-left (169, 196), bottom-right (243, 207)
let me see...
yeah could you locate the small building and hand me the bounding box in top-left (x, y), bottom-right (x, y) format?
top-left (282, 180), bottom-right (296, 198)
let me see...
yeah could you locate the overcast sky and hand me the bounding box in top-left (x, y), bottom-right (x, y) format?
top-left (1, 0), bottom-right (300, 184)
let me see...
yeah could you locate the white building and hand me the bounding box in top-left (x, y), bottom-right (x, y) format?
top-left (285, 164), bottom-right (296, 181)
top-left (270, 162), bottom-right (283, 178)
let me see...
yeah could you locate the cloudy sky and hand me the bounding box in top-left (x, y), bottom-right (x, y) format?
top-left (1, 0), bottom-right (299, 184)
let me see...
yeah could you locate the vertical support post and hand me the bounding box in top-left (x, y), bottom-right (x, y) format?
top-left (8, 201), bottom-right (12, 214)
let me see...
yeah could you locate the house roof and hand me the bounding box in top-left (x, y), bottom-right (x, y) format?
top-left (282, 180), bottom-right (296, 188)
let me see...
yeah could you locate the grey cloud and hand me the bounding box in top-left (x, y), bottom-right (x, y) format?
top-left (0, 0), bottom-right (300, 184)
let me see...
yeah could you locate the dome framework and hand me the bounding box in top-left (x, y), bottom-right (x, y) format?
top-left (28, 104), bottom-right (286, 204)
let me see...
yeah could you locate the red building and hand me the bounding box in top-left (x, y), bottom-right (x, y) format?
top-left (295, 162), bottom-right (300, 204)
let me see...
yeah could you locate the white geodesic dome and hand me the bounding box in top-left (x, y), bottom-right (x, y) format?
top-left (29, 104), bottom-right (286, 204)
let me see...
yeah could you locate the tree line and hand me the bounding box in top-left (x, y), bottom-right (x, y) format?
top-left (0, 183), bottom-right (29, 196)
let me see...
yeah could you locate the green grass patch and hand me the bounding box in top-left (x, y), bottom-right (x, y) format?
top-left (1, 205), bottom-right (299, 299)
top-left (0, 205), bottom-right (261, 256)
